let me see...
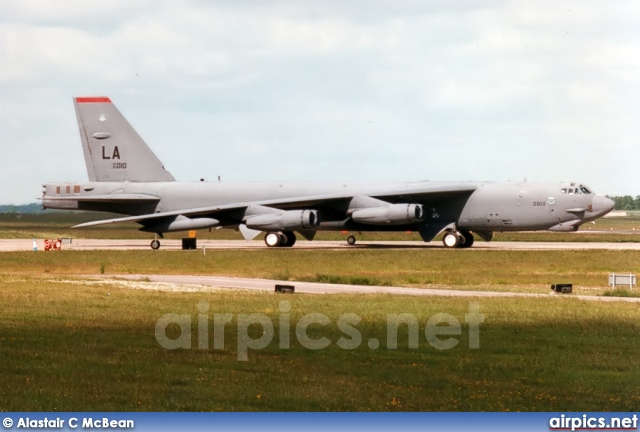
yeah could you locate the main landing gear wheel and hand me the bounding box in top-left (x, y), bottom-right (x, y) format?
top-left (150, 239), bottom-right (161, 250)
top-left (265, 231), bottom-right (283, 247)
top-left (264, 231), bottom-right (297, 247)
top-left (460, 231), bottom-right (474, 248)
top-left (346, 235), bottom-right (357, 245)
top-left (442, 230), bottom-right (475, 249)
top-left (282, 231), bottom-right (296, 247)
top-left (442, 231), bottom-right (464, 248)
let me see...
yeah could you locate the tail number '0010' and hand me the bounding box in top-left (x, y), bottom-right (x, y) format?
top-left (112, 162), bottom-right (127, 169)
top-left (533, 201), bottom-right (546, 207)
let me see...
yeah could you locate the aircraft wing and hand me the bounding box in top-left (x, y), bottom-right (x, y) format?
top-left (72, 183), bottom-right (477, 228)
top-left (272, 183), bottom-right (477, 209)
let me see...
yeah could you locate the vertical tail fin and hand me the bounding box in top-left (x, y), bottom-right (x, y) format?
top-left (74, 97), bottom-right (175, 182)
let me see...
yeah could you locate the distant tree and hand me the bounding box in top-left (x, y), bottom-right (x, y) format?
top-left (0, 203), bottom-right (44, 214)
top-left (610, 195), bottom-right (639, 211)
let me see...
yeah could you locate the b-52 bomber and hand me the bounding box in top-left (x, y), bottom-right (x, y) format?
top-left (42, 97), bottom-right (614, 249)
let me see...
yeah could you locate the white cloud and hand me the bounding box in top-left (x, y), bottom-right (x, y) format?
top-left (1, 0), bottom-right (640, 203)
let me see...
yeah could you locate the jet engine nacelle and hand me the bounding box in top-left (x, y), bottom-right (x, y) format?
top-left (246, 210), bottom-right (320, 231)
top-left (351, 204), bottom-right (425, 225)
top-left (140, 216), bottom-right (220, 233)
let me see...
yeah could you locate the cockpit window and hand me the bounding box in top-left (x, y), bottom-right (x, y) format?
top-left (562, 185), bottom-right (592, 194)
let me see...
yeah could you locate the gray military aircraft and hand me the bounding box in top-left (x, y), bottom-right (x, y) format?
top-left (41, 96), bottom-right (615, 249)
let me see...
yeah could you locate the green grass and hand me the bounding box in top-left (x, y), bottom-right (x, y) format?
top-left (0, 278), bottom-right (639, 411)
top-left (1, 249), bottom-right (638, 294)
top-left (602, 288), bottom-right (640, 298)
top-left (299, 274), bottom-right (393, 286)
top-left (1, 221), bottom-right (639, 411)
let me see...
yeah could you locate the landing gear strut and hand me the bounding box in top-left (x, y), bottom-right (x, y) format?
top-left (264, 231), bottom-right (297, 247)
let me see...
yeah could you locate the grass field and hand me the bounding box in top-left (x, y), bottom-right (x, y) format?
top-left (2, 213), bottom-right (640, 411)
top-left (1, 277), bottom-right (639, 411)
top-left (1, 248), bottom-right (639, 294)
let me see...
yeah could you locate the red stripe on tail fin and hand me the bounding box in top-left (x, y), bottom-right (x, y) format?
top-left (75, 97), bottom-right (112, 103)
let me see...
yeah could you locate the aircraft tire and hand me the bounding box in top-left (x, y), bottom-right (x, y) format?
top-left (442, 231), bottom-right (462, 248)
top-left (460, 231), bottom-right (475, 248)
top-left (150, 239), bottom-right (161, 250)
top-left (265, 232), bottom-right (283, 247)
top-left (347, 235), bottom-right (357, 245)
top-left (282, 231), bottom-right (296, 247)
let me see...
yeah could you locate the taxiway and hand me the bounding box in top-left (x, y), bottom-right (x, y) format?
top-left (2, 238), bottom-right (640, 252)
top-left (92, 274), bottom-right (640, 303)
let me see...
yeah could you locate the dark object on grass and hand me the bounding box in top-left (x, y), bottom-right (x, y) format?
top-left (182, 238), bottom-right (197, 250)
top-left (551, 283), bottom-right (572, 294)
top-left (275, 284), bottom-right (295, 294)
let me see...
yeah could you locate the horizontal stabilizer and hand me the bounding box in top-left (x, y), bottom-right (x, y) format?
top-left (46, 194), bottom-right (160, 203)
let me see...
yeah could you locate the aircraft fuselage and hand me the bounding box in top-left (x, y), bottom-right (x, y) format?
top-left (42, 180), bottom-right (613, 234)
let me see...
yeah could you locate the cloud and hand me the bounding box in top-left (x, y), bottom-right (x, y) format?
top-left (1, 0), bottom-right (640, 203)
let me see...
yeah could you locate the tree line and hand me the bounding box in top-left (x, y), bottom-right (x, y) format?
top-left (0, 203), bottom-right (44, 213)
top-left (610, 196), bottom-right (640, 211)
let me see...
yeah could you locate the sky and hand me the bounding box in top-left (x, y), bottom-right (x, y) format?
top-left (0, 0), bottom-right (639, 204)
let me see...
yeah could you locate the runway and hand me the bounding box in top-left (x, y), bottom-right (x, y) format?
top-left (2, 238), bottom-right (640, 251)
top-left (91, 274), bottom-right (640, 303)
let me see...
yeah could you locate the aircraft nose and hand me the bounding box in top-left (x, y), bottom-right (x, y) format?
top-left (591, 195), bottom-right (615, 216)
